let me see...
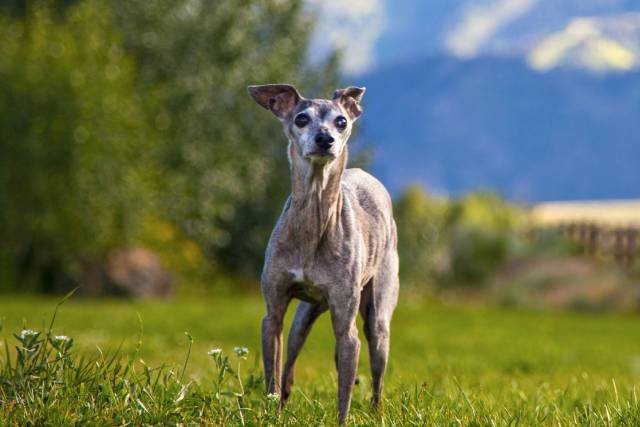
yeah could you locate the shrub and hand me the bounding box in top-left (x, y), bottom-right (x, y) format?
top-left (394, 186), bottom-right (448, 288)
top-left (394, 187), bottom-right (527, 288)
top-left (449, 225), bottom-right (512, 283)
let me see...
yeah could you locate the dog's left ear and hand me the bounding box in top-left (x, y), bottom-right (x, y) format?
top-left (333, 86), bottom-right (366, 120)
top-left (248, 84), bottom-right (302, 120)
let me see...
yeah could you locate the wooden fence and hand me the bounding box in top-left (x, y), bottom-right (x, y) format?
top-left (536, 222), bottom-right (639, 267)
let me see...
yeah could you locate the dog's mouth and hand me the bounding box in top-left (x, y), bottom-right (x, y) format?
top-left (305, 150), bottom-right (336, 163)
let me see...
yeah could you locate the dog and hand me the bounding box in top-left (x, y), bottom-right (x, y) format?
top-left (248, 83), bottom-right (399, 423)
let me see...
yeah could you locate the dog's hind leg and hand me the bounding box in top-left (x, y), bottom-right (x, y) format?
top-left (281, 301), bottom-right (326, 406)
top-left (362, 251), bottom-right (399, 408)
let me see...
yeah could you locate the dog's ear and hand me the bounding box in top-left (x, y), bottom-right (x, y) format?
top-left (248, 84), bottom-right (302, 119)
top-left (333, 86), bottom-right (366, 120)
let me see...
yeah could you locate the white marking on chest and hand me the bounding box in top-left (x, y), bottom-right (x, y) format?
top-left (289, 268), bottom-right (305, 283)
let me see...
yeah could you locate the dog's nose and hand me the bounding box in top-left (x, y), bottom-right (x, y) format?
top-left (315, 133), bottom-right (334, 149)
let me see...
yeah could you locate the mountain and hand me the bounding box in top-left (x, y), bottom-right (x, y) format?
top-left (309, 1), bottom-right (640, 200)
top-left (357, 55), bottom-right (640, 201)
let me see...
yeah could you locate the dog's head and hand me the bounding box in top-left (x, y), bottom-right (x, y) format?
top-left (248, 84), bottom-right (365, 165)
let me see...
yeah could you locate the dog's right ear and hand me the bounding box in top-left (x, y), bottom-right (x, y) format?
top-left (248, 84), bottom-right (302, 120)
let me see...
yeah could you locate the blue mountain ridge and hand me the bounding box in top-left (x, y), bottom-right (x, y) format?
top-left (356, 55), bottom-right (640, 202)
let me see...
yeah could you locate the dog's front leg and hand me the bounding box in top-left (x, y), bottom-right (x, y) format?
top-left (262, 309), bottom-right (287, 395)
top-left (329, 289), bottom-right (361, 424)
top-left (261, 280), bottom-right (290, 396)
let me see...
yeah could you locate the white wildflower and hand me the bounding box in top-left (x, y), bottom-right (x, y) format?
top-left (233, 346), bottom-right (249, 357)
top-left (19, 329), bottom-right (38, 339)
top-left (208, 348), bottom-right (222, 356)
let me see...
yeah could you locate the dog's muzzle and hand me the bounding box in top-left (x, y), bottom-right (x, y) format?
top-left (314, 132), bottom-right (334, 150)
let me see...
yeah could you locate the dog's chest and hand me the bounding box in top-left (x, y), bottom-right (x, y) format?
top-left (289, 268), bottom-right (304, 282)
top-left (288, 268), bottom-right (326, 304)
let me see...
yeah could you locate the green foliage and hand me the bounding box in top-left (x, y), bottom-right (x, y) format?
top-left (394, 187), bottom-right (527, 288)
top-left (0, 0), bottom-right (341, 291)
top-left (453, 191), bottom-right (524, 232)
top-left (111, 0), bottom-right (341, 277)
top-left (393, 186), bottom-right (449, 288)
top-left (449, 225), bottom-right (512, 282)
top-left (2, 295), bottom-right (640, 425)
top-left (447, 192), bottom-right (525, 283)
top-left (0, 1), bottom-right (155, 291)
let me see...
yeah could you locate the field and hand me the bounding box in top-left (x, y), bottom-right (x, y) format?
top-left (532, 200), bottom-right (640, 225)
top-left (2, 293), bottom-right (640, 425)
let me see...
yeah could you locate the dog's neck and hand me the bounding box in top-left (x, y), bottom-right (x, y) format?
top-left (285, 143), bottom-right (347, 252)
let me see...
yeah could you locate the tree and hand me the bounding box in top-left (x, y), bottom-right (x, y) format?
top-left (112, 0), bottom-right (341, 278)
top-left (0, 1), bottom-right (155, 291)
top-left (0, 0), bottom-right (342, 291)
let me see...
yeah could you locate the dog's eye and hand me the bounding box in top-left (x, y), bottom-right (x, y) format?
top-left (294, 113), bottom-right (310, 128)
top-left (335, 115), bottom-right (348, 131)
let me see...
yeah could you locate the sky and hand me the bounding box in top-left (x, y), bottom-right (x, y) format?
top-left (306, 0), bottom-right (387, 75)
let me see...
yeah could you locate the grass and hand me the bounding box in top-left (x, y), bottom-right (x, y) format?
top-left (1, 291), bottom-right (640, 425)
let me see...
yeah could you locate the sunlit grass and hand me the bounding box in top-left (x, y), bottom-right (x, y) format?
top-left (1, 292), bottom-right (640, 425)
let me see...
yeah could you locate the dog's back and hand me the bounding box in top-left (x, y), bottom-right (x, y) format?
top-left (342, 167), bottom-right (396, 246)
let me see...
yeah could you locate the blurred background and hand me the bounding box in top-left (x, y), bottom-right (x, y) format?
top-left (1, 0), bottom-right (639, 313)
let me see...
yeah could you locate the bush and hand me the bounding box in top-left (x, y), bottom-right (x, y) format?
top-left (445, 192), bottom-right (524, 284)
top-left (449, 226), bottom-right (512, 283)
top-left (393, 186), bottom-right (448, 288)
top-left (394, 187), bottom-right (526, 288)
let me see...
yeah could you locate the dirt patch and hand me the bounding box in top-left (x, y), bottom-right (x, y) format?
top-left (492, 256), bottom-right (640, 312)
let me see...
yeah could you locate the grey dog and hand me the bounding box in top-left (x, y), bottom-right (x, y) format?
top-left (248, 83), bottom-right (399, 423)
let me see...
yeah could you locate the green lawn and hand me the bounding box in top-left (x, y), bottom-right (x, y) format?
top-left (2, 292), bottom-right (640, 425)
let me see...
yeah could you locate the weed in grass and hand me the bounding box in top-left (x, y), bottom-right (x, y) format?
top-left (0, 294), bottom-right (268, 425)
